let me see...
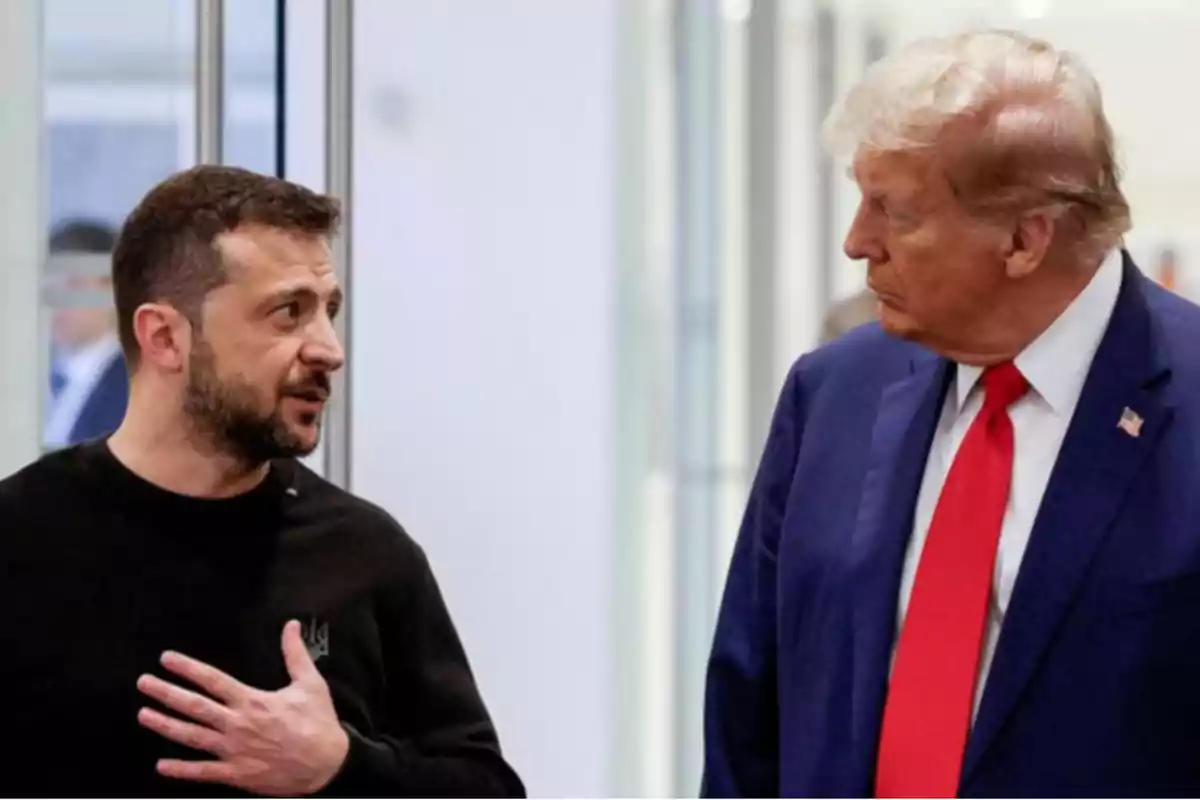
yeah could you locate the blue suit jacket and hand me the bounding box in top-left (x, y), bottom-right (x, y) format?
top-left (68, 354), bottom-right (128, 445)
top-left (703, 254), bottom-right (1200, 797)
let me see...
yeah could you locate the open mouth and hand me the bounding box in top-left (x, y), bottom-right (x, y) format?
top-left (284, 375), bottom-right (331, 414)
top-left (286, 393), bottom-right (328, 414)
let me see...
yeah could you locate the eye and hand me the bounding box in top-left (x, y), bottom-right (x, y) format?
top-left (877, 197), bottom-right (920, 229)
top-left (889, 208), bottom-right (921, 231)
top-left (327, 300), bottom-right (341, 322)
top-left (272, 301), bottom-right (302, 327)
top-left (864, 193), bottom-right (888, 214)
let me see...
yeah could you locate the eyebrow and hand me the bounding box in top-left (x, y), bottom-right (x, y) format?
top-left (259, 284), bottom-right (344, 311)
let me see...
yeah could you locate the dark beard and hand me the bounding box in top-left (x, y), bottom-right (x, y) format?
top-left (182, 339), bottom-right (325, 466)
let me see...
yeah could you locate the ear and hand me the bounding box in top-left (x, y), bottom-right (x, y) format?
top-left (131, 303), bottom-right (191, 372)
top-left (1004, 212), bottom-right (1055, 279)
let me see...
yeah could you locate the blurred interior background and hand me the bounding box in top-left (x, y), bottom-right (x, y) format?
top-left (0, 0), bottom-right (1195, 795)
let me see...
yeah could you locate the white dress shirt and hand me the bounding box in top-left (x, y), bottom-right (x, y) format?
top-left (895, 248), bottom-right (1124, 719)
top-left (44, 333), bottom-right (123, 450)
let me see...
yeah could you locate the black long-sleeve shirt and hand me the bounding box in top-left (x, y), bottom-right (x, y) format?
top-left (0, 441), bottom-right (524, 798)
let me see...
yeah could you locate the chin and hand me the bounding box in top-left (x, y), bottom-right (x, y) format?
top-left (877, 305), bottom-right (918, 340)
top-left (293, 426), bottom-right (321, 448)
top-left (281, 434), bottom-right (320, 459)
top-left (282, 420), bottom-right (321, 453)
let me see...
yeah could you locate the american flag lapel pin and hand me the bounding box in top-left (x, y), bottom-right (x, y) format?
top-left (1117, 407), bottom-right (1144, 438)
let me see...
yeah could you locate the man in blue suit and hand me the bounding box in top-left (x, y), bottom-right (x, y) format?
top-left (703, 30), bottom-right (1200, 797)
top-left (44, 220), bottom-right (129, 449)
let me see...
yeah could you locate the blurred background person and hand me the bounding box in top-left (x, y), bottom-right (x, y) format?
top-left (819, 286), bottom-right (878, 343)
top-left (1156, 244), bottom-right (1178, 291)
top-left (44, 219), bottom-right (127, 450)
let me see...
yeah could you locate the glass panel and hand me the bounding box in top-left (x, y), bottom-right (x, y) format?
top-left (40, 0), bottom-right (281, 453)
top-left (0, 0), bottom-right (43, 475)
top-left (224, 0), bottom-right (280, 175)
top-left (41, 0), bottom-right (194, 452)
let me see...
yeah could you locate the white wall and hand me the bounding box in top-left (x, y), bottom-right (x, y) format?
top-left (0, 0), bottom-right (44, 478)
top-left (777, 1), bottom-right (826, 365)
top-left (349, 2), bottom-right (618, 795)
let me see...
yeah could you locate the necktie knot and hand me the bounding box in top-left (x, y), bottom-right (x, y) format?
top-left (982, 361), bottom-right (1028, 411)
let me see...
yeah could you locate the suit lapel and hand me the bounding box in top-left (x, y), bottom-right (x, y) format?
top-left (963, 257), bottom-right (1174, 781)
top-left (849, 351), bottom-right (951, 792)
top-left (70, 353), bottom-right (128, 443)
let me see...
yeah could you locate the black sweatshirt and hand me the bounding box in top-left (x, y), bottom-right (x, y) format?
top-left (0, 441), bottom-right (524, 798)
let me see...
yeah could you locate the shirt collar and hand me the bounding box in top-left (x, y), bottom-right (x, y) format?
top-left (955, 248), bottom-right (1124, 415)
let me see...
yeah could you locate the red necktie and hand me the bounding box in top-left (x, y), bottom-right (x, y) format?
top-left (874, 362), bottom-right (1029, 798)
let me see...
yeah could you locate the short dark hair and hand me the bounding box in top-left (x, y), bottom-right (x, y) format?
top-left (112, 165), bottom-right (341, 363)
top-left (50, 219), bottom-right (117, 254)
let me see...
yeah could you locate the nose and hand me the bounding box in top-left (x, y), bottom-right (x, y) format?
top-left (843, 201), bottom-right (885, 264)
top-left (301, 315), bottom-right (346, 373)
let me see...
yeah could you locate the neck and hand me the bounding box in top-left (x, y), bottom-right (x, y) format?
top-left (941, 253), bottom-right (1103, 366)
top-left (107, 382), bottom-right (269, 499)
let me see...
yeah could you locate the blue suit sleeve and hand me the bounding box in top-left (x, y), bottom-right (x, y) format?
top-left (701, 360), bottom-right (806, 797)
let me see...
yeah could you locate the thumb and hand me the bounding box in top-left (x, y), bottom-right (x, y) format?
top-left (281, 620), bottom-right (321, 684)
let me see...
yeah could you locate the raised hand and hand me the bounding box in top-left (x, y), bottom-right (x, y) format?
top-left (137, 620), bottom-right (350, 796)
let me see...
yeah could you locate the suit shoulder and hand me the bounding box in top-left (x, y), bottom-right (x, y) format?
top-left (789, 322), bottom-right (927, 394)
top-left (757, 324), bottom-right (929, 447)
top-left (1145, 280), bottom-right (1200, 335)
top-left (1142, 282), bottom-right (1200, 390)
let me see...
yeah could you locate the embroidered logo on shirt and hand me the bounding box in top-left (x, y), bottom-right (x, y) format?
top-left (301, 617), bottom-right (329, 661)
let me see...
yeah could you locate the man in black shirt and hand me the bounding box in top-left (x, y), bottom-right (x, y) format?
top-left (0, 166), bottom-right (524, 797)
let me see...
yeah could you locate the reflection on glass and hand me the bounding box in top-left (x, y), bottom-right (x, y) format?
top-left (40, 0), bottom-right (281, 450)
top-left (223, 0), bottom-right (280, 174)
top-left (42, 0), bottom-right (194, 450)
top-left (44, 0), bottom-right (195, 230)
top-left (43, 221), bottom-right (126, 451)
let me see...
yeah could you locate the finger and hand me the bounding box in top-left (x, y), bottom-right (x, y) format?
top-left (137, 674), bottom-right (233, 730)
top-left (281, 620), bottom-right (321, 684)
top-left (156, 758), bottom-right (244, 787)
top-left (160, 651), bottom-right (251, 704)
top-left (138, 707), bottom-right (225, 755)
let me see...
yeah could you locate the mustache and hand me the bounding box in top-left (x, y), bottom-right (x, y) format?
top-left (283, 373), bottom-right (332, 401)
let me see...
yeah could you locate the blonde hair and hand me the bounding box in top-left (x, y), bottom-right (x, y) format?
top-left (824, 29), bottom-right (1130, 260)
